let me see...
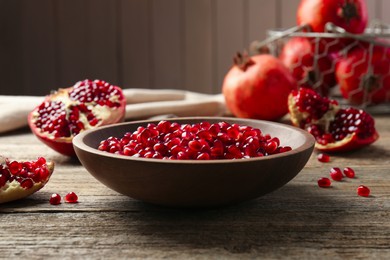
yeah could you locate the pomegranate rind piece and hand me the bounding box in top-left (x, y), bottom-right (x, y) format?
top-left (28, 82), bottom-right (126, 157)
top-left (288, 88), bottom-right (379, 152)
top-left (0, 161), bottom-right (54, 204)
top-left (314, 130), bottom-right (379, 153)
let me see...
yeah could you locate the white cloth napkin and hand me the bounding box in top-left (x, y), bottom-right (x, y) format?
top-left (0, 89), bottom-right (228, 134)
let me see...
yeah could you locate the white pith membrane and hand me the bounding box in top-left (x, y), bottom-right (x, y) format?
top-left (31, 88), bottom-right (123, 141)
top-left (0, 157), bottom-right (54, 204)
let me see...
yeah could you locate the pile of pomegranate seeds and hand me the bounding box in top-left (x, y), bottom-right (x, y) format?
top-left (0, 157), bottom-right (50, 189)
top-left (98, 121), bottom-right (292, 160)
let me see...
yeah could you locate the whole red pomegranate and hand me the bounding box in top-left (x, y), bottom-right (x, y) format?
top-left (297, 0), bottom-right (368, 33)
top-left (28, 79), bottom-right (126, 156)
top-left (336, 44), bottom-right (390, 105)
top-left (280, 37), bottom-right (336, 96)
top-left (222, 53), bottom-right (297, 121)
top-left (288, 87), bottom-right (379, 152)
top-left (0, 156), bottom-right (54, 203)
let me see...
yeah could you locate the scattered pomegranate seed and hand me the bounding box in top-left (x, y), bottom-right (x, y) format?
top-left (50, 193), bottom-right (61, 205)
top-left (317, 153), bottom-right (330, 163)
top-left (343, 167), bottom-right (355, 178)
top-left (357, 185), bottom-right (370, 197)
top-left (329, 167), bottom-right (343, 181)
top-left (64, 192), bottom-right (78, 203)
top-left (98, 121), bottom-right (292, 160)
top-left (317, 177), bottom-right (331, 188)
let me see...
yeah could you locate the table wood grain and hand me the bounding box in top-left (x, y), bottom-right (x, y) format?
top-left (1, 116), bottom-right (389, 259)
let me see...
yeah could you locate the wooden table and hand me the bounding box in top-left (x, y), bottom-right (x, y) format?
top-left (1, 116), bottom-right (389, 259)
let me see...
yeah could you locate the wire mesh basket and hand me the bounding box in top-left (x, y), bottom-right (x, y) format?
top-left (250, 22), bottom-right (390, 114)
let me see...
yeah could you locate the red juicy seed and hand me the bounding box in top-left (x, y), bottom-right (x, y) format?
top-left (279, 146), bottom-right (292, 153)
top-left (8, 161), bottom-right (22, 175)
top-left (227, 145), bottom-right (243, 159)
top-left (153, 143), bottom-right (168, 155)
top-left (265, 140), bottom-right (278, 154)
top-left (343, 167), bottom-right (355, 178)
top-left (200, 121), bottom-right (211, 129)
top-left (226, 126), bottom-right (241, 140)
top-left (0, 174), bottom-right (7, 187)
top-left (318, 177), bottom-right (331, 188)
top-left (123, 147), bottom-right (137, 156)
top-left (50, 193), bottom-right (61, 205)
top-left (20, 178), bottom-right (34, 189)
top-left (89, 118), bottom-right (99, 126)
top-left (157, 120), bottom-right (171, 133)
top-left (330, 167), bottom-right (343, 181)
top-left (39, 167), bottom-right (49, 181)
top-left (197, 152), bottom-right (210, 160)
top-left (36, 157), bottom-right (46, 166)
top-left (64, 192), bottom-right (78, 203)
top-left (197, 130), bottom-right (212, 141)
top-left (317, 153), bottom-right (330, 163)
top-left (208, 124), bottom-right (220, 137)
top-left (357, 185), bottom-right (370, 197)
top-left (188, 140), bottom-right (202, 152)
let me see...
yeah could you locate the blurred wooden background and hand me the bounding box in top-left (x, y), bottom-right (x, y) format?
top-left (0, 0), bottom-right (389, 96)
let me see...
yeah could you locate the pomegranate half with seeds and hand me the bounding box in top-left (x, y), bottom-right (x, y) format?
top-left (288, 87), bottom-right (379, 152)
top-left (28, 79), bottom-right (126, 156)
top-left (0, 156), bottom-right (54, 204)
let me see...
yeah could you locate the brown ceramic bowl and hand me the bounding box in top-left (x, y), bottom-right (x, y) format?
top-left (73, 117), bottom-right (315, 207)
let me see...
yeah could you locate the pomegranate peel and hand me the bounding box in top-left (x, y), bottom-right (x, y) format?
top-left (28, 79), bottom-right (126, 156)
top-left (0, 157), bottom-right (54, 204)
top-left (288, 87), bottom-right (379, 152)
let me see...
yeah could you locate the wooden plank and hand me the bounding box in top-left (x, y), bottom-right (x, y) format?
top-left (0, 1), bottom-right (24, 95)
top-left (57, 0), bottom-right (118, 88)
top-left (215, 0), bottom-right (245, 93)
top-left (280, 0), bottom-right (300, 29)
top-left (183, 0), bottom-right (213, 94)
top-left (85, 0), bottom-right (118, 84)
top-left (20, 0), bottom-right (58, 95)
top-left (120, 0), bottom-right (151, 89)
top-left (150, 0), bottom-right (183, 90)
top-left (366, 0), bottom-right (378, 21)
top-left (56, 0), bottom-right (89, 87)
top-left (248, 0), bottom-right (278, 42)
top-left (380, 0), bottom-right (390, 24)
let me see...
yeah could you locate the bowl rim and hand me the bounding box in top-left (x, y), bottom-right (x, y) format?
top-left (72, 117), bottom-right (315, 164)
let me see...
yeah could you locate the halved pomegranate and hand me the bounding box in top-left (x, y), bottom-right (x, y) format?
top-left (28, 79), bottom-right (126, 156)
top-left (0, 156), bottom-right (54, 203)
top-left (288, 87), bottom-right (379, 152)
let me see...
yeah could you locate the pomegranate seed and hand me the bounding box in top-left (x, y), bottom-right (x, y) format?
top-left (50, 193), bottom-right (61, 205)
top-left (317, 153), bottom-right (330, 163)
top-left (343, 167), bottom-right (355, 178)
top-left (357, 185), bottom-right (370, 197)
top-left (20, 178), bottom-right (34, 189)
top-left (329, 167), bottom-right (343, 181)
top-left (8, 161), bottom-right (22, 175)
top-left (318, 177), bottom-right (331, 188)
top-left (64, 192), bottom-right (78, 203)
